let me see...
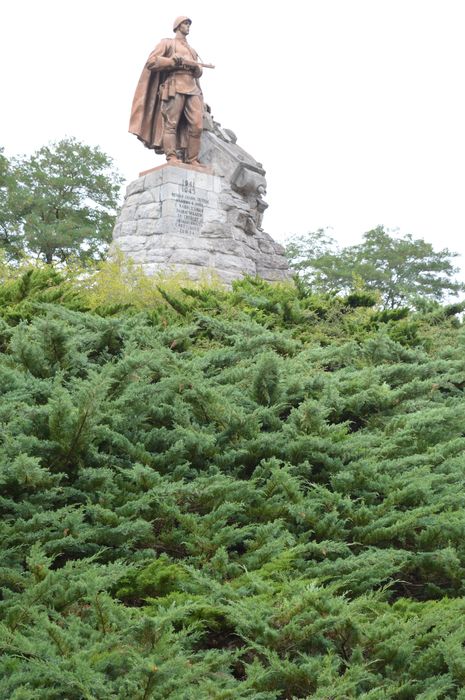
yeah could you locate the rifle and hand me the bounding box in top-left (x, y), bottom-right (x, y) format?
top-left (173, 56), bottom-right (215, 70)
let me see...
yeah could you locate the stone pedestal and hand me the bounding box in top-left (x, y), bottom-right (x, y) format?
top-left (112, 122), bottom-right (291, 285)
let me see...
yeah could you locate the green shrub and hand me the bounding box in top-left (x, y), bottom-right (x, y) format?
top-left (1, 262), bottom-right (465, 697)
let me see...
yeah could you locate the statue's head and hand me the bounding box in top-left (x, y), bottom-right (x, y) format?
top-left (173, 16), bottom-right (192, 32)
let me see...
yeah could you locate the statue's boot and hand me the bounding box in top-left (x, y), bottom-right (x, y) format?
top-left (163, 130), bottom-right (181, 163)
top-left (185, 133), bottom-right (203, 166)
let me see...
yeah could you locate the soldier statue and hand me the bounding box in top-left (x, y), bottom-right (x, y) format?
top-left (129, 16), bottom-right (213, 166)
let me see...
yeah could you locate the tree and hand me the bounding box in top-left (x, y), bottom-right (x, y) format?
top-left (286, 226), bottom-right (464, 308)
top-left (0, 147), bottom-right (22, 260)
top-left (0, 138), bottom-right (123, 264)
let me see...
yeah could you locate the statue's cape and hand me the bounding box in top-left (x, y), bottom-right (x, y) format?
top-left (128, 38), bottom-right (192, 152)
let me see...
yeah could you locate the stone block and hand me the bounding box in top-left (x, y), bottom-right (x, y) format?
top-left (243, 239), bottom-right (260, 254)
top-left (137, 219), bottom-right (159, 237)
top-left (139, 189), bottom-right (160, 204)
top-left (153, 216), bottom-right (177, 234)
top-left (168, 249), bottom-right (211, 266)
top-left (173, 263), bottom-right (208, 279)
top-left (118, 205), bottom-right (138, 223)
top-left (118, 235), bottom-right (148, 251)
top-left (161, 166), bottom-right (194, 186)
top-left (205, 191), bottom-right (220, 209)
top-left (159, 182), bottom-right (178, 200)
top-left (215, 239), bottom-right (245, 256)
top-left (144, 170), bottom-right (164, 189)
top-left (135, 202), bottom-right (161, 220)
top-left (174, 236), bottom-right (212, 252)
top-left (201, 222), bottom-right (230, 238)
top-left (126, 177), bottom-right (145, 196)
top-left (124, 192), bottom-right (143, 208)
top-left (120, 221), bottom-right (138, 236)
top-left (203, 207), bottom-right (227, 224)
top-left (257, 240), bottom-right (275, 255)
top-left (161, 199), bottom-right (177, 218)
top-left (228, 209), bottom-right (250, 229)
top-left (232, 226), bottom-right (250, 241)
top-left (219, 192), bottom-right (248, 211)
top-left (144, 254), bottom-right (172, 265)
top-left (192, 171), bottom-right (215, 191)
top-left (163, 167), bottom-right (204, 189)
top-left (214, 252), bottom-right (255, 273)
top-left (157, 233), bottom-right (197, 249)
top-left (257, 254), bottom-right (290, 270)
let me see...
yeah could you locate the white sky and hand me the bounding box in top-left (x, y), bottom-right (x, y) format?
top-left (2, 0), bottom-right (465, 269)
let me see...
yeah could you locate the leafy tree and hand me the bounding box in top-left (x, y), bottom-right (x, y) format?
top-left (0, 147), bottom-right (22, 260)
top-left (286, 226), bottom-right (464, 308)
top-left (0, 138), bottom-right (123, 264)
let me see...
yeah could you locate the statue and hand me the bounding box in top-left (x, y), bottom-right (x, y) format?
top-left (129, 16), bottom-right (213, 166)
top-left (117, 26), bottom-right (292, 285)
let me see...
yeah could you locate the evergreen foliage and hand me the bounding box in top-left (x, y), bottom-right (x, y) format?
top-left (2, 264), bottom-right (465, 697)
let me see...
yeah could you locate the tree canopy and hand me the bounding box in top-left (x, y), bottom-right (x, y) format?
top-left (286, 226), bottom-right (464, 308)
top-left (0, 137), bottom-right (123, 264)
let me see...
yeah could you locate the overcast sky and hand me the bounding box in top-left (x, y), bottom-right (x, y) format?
top-left (2, 0), bottom-right (465, 267)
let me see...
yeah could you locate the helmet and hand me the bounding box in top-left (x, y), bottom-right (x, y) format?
top-left (173, 16), bottom-right (191, 31)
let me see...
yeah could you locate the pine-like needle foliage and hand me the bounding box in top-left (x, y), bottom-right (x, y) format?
top-left (1, 267), bottom-right (465, 698)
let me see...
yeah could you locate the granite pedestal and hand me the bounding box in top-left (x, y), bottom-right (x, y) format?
top-left (112, 123), bottom-right (291, 285)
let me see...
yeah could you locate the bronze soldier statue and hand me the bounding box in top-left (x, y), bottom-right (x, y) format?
top-left (129, 17), bottom-right (213, 166)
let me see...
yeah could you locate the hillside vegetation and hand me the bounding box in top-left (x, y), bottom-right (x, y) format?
top-left (2, 262), bottom-right (465, 699)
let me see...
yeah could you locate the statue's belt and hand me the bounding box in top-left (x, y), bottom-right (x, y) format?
top-left (160, 73), bottom-right (199, 100)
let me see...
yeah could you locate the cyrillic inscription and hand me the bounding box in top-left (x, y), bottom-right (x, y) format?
top-left (173, 180), bottom-right (208, 235)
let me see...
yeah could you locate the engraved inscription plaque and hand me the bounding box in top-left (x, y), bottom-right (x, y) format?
top-left (173, 179), bottom-right (208, 235)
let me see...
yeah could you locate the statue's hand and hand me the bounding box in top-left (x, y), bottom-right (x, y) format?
top-left (172, 55), bottom-right (183, 67)
top-left (180, 59), bottom-right (199, 73)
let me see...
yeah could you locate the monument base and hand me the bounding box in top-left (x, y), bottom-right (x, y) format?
top-left (112, 162), bottom-right (291, 286)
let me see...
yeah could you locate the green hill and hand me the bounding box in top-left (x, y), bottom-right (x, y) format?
top-left (2, 265), bottom-right (465, 699)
